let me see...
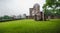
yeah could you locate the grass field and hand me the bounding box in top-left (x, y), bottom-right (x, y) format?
top-left (0, 19), bottom-right (60, 33)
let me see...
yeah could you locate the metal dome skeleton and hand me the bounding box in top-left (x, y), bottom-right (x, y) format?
top-left (32, 3), bottom-right (40, 16)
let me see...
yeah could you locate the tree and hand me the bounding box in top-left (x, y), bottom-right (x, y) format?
top-left (43, 0), bottom-right (60, 18)
top-left (3, 15), bottom-right (9, 19)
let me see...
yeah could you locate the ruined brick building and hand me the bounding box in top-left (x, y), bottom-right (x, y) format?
top-left (29, 3), bottom-right (44, 21)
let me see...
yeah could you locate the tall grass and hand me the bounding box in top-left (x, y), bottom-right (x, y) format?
top-left (0, 19), bottom-right (60, 33)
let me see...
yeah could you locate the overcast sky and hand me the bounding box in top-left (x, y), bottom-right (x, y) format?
top-left (0, 0), bottom-right (45, 16)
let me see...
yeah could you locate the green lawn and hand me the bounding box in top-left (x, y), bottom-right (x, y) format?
top-left (0, 19), bottom-right (60, 33)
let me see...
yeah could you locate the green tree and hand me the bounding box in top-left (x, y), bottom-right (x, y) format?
top-left (3, 15), bottom-right (11, 19)
top-left (43, 0), bottom-right (60, 17)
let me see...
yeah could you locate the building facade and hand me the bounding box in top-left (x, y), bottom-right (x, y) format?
top-left (29, 3), bottom-right (44, 21)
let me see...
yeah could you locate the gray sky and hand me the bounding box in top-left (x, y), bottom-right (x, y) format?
top-left (0, 0), bottom-right (45, 16)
